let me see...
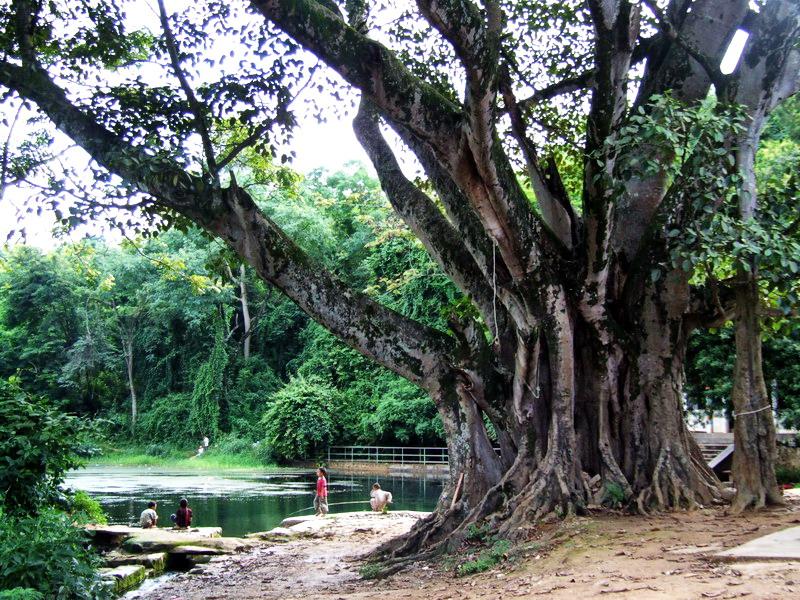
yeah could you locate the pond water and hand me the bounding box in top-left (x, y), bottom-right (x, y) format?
top-left (65, 467), bottom-right (444, 537)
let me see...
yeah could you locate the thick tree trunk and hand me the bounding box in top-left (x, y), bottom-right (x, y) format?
top-left (375, 282), bottom-right (723, 562)
top-left (730, 275), bottom-right (783, 512)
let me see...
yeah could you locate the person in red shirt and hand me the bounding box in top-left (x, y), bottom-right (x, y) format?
top-left (314, 467), bottom-right (329, 516)
top-left (174, 498), bottom-right (193, 528)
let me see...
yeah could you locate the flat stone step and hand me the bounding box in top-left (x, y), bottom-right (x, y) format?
top-left (120, 528), bottom-right (227, 553)
top-left (104, 551), bottom-right (167, 573)
top-left (169, 545), bottom-right (225, 556)
top-left (100, 564), bottom-right (147, 595)
top-left (280, 516), bottom-right (316, 527)
top-left (715, 526), bottom-right (800, 562)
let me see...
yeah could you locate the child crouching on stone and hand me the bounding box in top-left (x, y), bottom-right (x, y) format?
top-left (370, 483), bottom-right (392, 512)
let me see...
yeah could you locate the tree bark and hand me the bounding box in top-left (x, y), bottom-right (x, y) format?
top-left (730, 275), bottom-right (782, 511)
top-left (724, 0), bottom-right (800, 511)
top-left (239, 265), bottom-right (252, 360)
top-left (123, 338), bottom-right (137, 434)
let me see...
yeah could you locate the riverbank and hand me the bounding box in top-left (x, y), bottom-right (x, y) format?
top-left (90, 447), bottom-right (278, 471)
top-left (131, 492), bottom-right (800, 600)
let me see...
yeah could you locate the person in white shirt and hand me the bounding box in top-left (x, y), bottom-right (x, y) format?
top-left (140, 501), bottom-right (158, 528)
top-left (370, 483), bottom-right (393, 512)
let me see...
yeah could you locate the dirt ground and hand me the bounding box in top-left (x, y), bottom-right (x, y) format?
top-left (132, 492), bottom-right (800, 600)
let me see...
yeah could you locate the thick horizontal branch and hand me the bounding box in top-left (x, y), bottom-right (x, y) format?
top-left (0, 58), bottom-right (454, 388)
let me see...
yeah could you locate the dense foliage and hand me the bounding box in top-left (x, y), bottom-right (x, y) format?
top-left (0, 168), bottom-right (458, 460)
top-left (0, 381), bottom-right (106, 599)
top-left (0, 508), bottom-right (106, 600)
top-left (0, 379), bottom-right (97, 516)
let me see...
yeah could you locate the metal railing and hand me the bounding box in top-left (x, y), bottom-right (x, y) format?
top-left (327, 446), bottom-right (449, 465)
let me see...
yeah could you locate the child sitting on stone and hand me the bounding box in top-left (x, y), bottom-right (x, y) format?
top-left (170, 498), bottom-right (193, 528)
top-left (139, 501), bottom-right (158, 528)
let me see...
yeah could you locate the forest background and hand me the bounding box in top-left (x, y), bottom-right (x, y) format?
top-left (2, 94), bottom-right (799, 467)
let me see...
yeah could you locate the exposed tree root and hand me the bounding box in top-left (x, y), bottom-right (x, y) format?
top-left (635, 445), bottom-right (722, 513)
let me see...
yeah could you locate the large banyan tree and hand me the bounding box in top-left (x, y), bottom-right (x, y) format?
top-left (1, 0), bottom-right (799, 554)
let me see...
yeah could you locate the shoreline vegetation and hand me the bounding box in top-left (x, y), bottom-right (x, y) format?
top-left (90, 446), bottom-right (284, 471)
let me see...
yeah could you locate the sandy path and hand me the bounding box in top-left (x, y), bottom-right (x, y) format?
top-left (133, 495), bottom-right (800, 600)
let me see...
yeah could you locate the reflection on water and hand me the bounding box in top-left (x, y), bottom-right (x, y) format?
top-left (65, 467), bottom-right (444, 537)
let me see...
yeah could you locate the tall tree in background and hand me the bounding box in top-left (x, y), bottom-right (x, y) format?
top-left (1, 0), bottom-right (799, 555)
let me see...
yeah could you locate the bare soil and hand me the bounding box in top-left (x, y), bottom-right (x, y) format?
top-left (132, 492), bottom-right (800, 600)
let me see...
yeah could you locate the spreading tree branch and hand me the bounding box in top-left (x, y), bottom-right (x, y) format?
top-left (517, 71), bottom-right (595, 109)
top-left (353, 97), bottom-right (503, 335)
top-left (251, 0), bottom-right (541, 282)
top-left (501, 77), bottom-right (575, 250)
top-left (157, 0), bottom-right (219, 179)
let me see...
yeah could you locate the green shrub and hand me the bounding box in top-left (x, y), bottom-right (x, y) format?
top-left (0, 379), bottom-right (98, 516)
top-left (602, 481), bottom-right (627, 506)
top-left (260, 375), bottom-right (342, 461)
top-left (209, 433), bottom-right (253, 455)
top-left (0, 508), bottom-right (108, 599)
top-left (465, 522), bottom-right (492, 542)
top-left (144, 443), bottom-right (174, 458)
top-left (252, 440), bottom-right (274, 465)
top-left (776, 465), bottom-right (800, 485)
top-left (456, 539), bottom-right (511, 577)
top-left (70, 491), bottom-right (107, 525)
top-left (0, 589), bottom-right (44, 600)
top-left (358, 563), bottom-right (384, 579)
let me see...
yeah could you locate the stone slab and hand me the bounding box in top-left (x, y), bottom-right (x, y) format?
top-left (168, 545), bottom-right (225, 556)
top-left (104, 551), bottom-right (167, 571)
top-left (121, 527), bottom-right (226, 552)
top-left (99, 564), bottom-right (147, 594)
top-left (247, 526), bottom-right (296, 540)
top-left (715, 526), bottom-right (800, 562)
top-left (280, 516), bottom-right (315, 527)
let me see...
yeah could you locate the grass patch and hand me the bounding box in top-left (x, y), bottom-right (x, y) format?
top-left (456, 539), bottom-right (511, 576)
top-left (359, 563), bottom-right (384, 580)
top-left (90, 445), bottom-right (279, 471)
top-left (465, 521), bottom-right (492, 542)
